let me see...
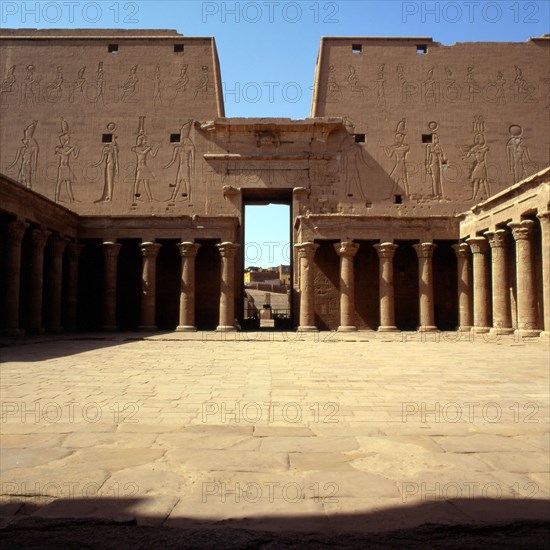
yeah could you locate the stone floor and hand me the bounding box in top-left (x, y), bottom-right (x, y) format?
top-left (0, 331), bottom-right (549, 546)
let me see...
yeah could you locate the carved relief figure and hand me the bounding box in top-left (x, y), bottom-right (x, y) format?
top-left (347, 65), bottom-right (365, 94)
top-left (151, 66), bottom-right (162, 105)
top-left (23, 64), bottom-right (40, 104)
top-left (54, 118), bottom-right (80, 203)
top-left (425, 122), bottom-right (448, 199)
top-left (344, 145), bottom-right (370, 199)
top-left (491, 71), bottom-right (506, 105)
top-left (423, 67), bottom-right (438, 105)
top-left (69, 66), bottom-right (86, 102)
top-left (46, 66), bottom-right (63, 100)
top-left (164, 119), bottom-right (195, 202)
top-left (443, 66), bottom-right (461, 102)
top-left (93, 123), bottom-right (119, 202)
top-left (94, 62), bottom-right (106, 106)
top-left (506, 124), bottom-right (531, 183)
top-left (8, 121), bottom-right (39, 189)
top-left (514, 66), bottom-right (537, 103)
top-left (327, 65), bottom-right (342, 102)
top-left (465, 66), bottom-right (481, 102)
top-left (461, 131), bottom-right (490, 201)
top-left (397, 64), bottom-right (417, 103)
top-left (382, 119), bottom-right (410, 197)
top-left (376, 64), bottom-right (386, 106)
top-left (121, 65), bottom-right (138, 102)
top-left (193, 65), bottom-right (209, 101)
top-left (1, 65), bottom-right (16, 105)
top-left (172, 64), bottom-right (189, 100)
top-left (132, 117), bottom-right (160, 202)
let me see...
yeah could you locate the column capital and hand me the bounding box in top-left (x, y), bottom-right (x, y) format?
top-left (49, 235), bottom-right (69, 257)
top-left (537, 211), bottom-right (550, 225)
top-left (7, 220), bottom-right (29, 242)
top-left (334, 241), bottom-right (359, 258)
top-left (452, 242), bottom-right (470, 258)
top-left (374, 242), bottom-right (398, 259)
top-left (484, 229), bottom-right (508, 249)
top-left (140, 241), bottom-right (162, 258)
top-left (30, 229), bottom-right (51, 248)
top-left (466, 236), bottom-right (488, 255)
top-left (509, 220), bottom-right (535, 241)
top-left (217, 242), bottom-right (240, 258)
top-left (101, 241), bottom-right (122, 258)
top-left (413, 242), bottom-right (437, 259)
top-left (178, 242), bottom-right (201, 258)
top-left (294, 242), bottom-right (319, 260)
top-left (67, 242), bottom-right (85, 259)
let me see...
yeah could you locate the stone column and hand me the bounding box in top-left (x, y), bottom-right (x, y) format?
top-left (176, 242), bottom-right (201, 331)
top-left (413, 243), bottom-right (437, 332)
top-left (100, 241), bottom-right (121, 331)
top-left (47, 236), bottom-right (69, 332)
top-left (295, 242), bottom-right (319, 332)
top-left (3, 221), bottom-right (28, 336)
top-left (28, 229), bottom-right (51, 334)
top-left (452, 243), bottom-right (473, 332)
top-left (509, 220), bottom-right (540, 336)
top-left (537, 212), bottom-right (550, 337)
top-left (216, 242), bottom-right (239, 332)
top-left (466, 237), bottom-right (490, 333)
top-left (485, 229), bottom-right (513, 335)
top-left (138, 242), bottom-right (162, 331)
top-left (64, 242), bottom-right (84, 331)
top-left (334, 241), bottom-right (359, 331)
top-left (374, 242), bottom-right (398, 332)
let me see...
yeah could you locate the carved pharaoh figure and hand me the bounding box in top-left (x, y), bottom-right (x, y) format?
top-left (151, 66), bottom-right (162, 105)
top-left (164, 119), bottom-right (195, 202)
top-left (55, 130), bottom-right (80, 203)
top-left (462, 133), bottom-right (490, 201)
top-left (94, 62), bottom-right (106, 106)
top-left (506, 125), bottom-right (531, 183)
top-left (8, 121), bottom-right (38, 189)
top-left (132, 120), bottom-right (159, 202)
top-left (173, 64), bottom-right (189, 100)
top-left (70, 66), bottom-right (86, 102)
top-left (382, 120), bottom-right (410, 197)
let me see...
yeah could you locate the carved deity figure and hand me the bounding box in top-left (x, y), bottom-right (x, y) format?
top-left (492, 71), bottom-right (506, 105)
top-left (327, 65), bottom-right (342, 102)
top-left (132, 133), bottom-right (159, 201)
top-left (70, 66), bottom-right (86, 102)
top-left (8, 121), bottom-right (38, 189)
top-left (94, 62), bottom-right (106, 106)
top-left (462, 133), bottom-right (490, 201)
top-left (173, 64), bottom-right (189, 100)
top-left (376, 64), bottom-right (386, 106)
top-left (347, 65), bottom-right (363, 93)
top-left (2, 65), bottom-right (16, 92)
top-left (344, 145), bottom-right (370, 199)
top-left (151, 66), bottom-right (162, 105)
top-left (465, 66), bottom-right (480, 102)
top-left (506, 125), bottom-right (531, 183)
top-left (47, 66), bottom-right (64, 99)
top-left (383, 123), bottom-right (410, 197)
top-left (55, 132), bottom-right (80, 203)
top-left (425, 134), bottom-right (448, 198)
top-left (164, 120), bottom-right (195, 202)
top-left (424, 67), bottom-right (438, 105)
top-left (121, 65), bottom-right (138, 102)
top-left (23, 64), bottom-right (39, 104)
top-left (193, 65), bottom-right (209, 101)
top-left (93, 135), bottom-right (119, 202)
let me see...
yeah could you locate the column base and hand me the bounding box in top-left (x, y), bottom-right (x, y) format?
top-left (418, 325), bottom-right (438, 332)
top-left (27, 327), bottom-right (45, 335)
top-left (297, 326), bottom-right (318, 332)
top-left (138, 325), bottom-right (157, 331)
top-left (100, 325), bottom-right (118, 331)
top-left (337, 325), bottom-right (357, 332)
top-left (3, 328), bottom-right (25, 336)
top-left (378, 325), bottom-right (399, 332)
top-left (176, 325), bottom-right (197, 332)
top-left (472, 326), bottom-right (491, 334)
top-left (516, 329), bottom-right (542, 338)
top-left (489, 327), bottom-right (514, 336)
top-left (216, 325), bottom-right (237, 332)
top-left (457, 326), bottom-right (472, 332)
top-left (539, 331), bottom-right (550, 339)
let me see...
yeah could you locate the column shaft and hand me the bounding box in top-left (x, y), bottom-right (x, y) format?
top-left (177, 242), bottom-right (201, 331)
top-left (65, 243), bottom-right (84, 331)
top-left (509, 220), bottom-right (540, 336)
top-left (28, 229), bottom-right (51, 334)
top-left (374, 242), bottom-right (398, 331)
top-left (216, 242), bottom-right (239, 332)
top-left (139, 242), bottom-right (162, 330)
top-left (334, 241), bottom-right (359, 331)
top-left (295, 242), bottom-right (319, 331)
top-left (452, 243), bottom-right (473, 331)
top-left (466, 237), bottom-right (491, 332)
top-left (100, 241), bottom-right (121, 331)
top-left (4, 221), bottom-right (28, 335)
top-left (47, 236), bottom-right (69, 332)
top-left (413, 243), bottom-right (437, 331)
top-left (538, 213), bottom-right (550, 336)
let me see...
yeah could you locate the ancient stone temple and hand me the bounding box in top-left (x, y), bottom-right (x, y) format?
top-left (0, 30), bottom-right (548, 335)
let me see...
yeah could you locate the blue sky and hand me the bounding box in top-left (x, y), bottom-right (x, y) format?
top-left (2, 1), bottom-right (548, 265)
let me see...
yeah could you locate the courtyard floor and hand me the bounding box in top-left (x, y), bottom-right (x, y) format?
top-left (0, 331), bottom-right (549, 547)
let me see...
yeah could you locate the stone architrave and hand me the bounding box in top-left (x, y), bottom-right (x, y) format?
top-left (334, 241), bottom-right (359, 331)
top-left (452, 243), bottom-right (472, 332)
top-left (413, 242), bottom-right (437, 332)
top-left (216, 242), bottom-right (239, 332)
top-left (374, 242), bottom-right (398, 332)
top-left (100, 241), bottom-right (121, 331)
top-left (47, 236), bottom-right (69, 332)
top-left (176, 242), bottom-right (201, 331)
top-left (466, 237), bottom-right (490, 333)
top-left (64, 242), bottom-right (84, 331)
top-left (537, 212), bottom-right (550, 337)
top-left (4, 221), bottom-right (28, 335)
top-left (509, 220), bottom-right (540, 337)
top-left (138, 242), bottom-right (162, 331)
top-left (28, 229), bottom-right (51, 334)
top-left (485, 229), bottom-right (513, 335)
top-left (295, 242), bottom-right (319, 332)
